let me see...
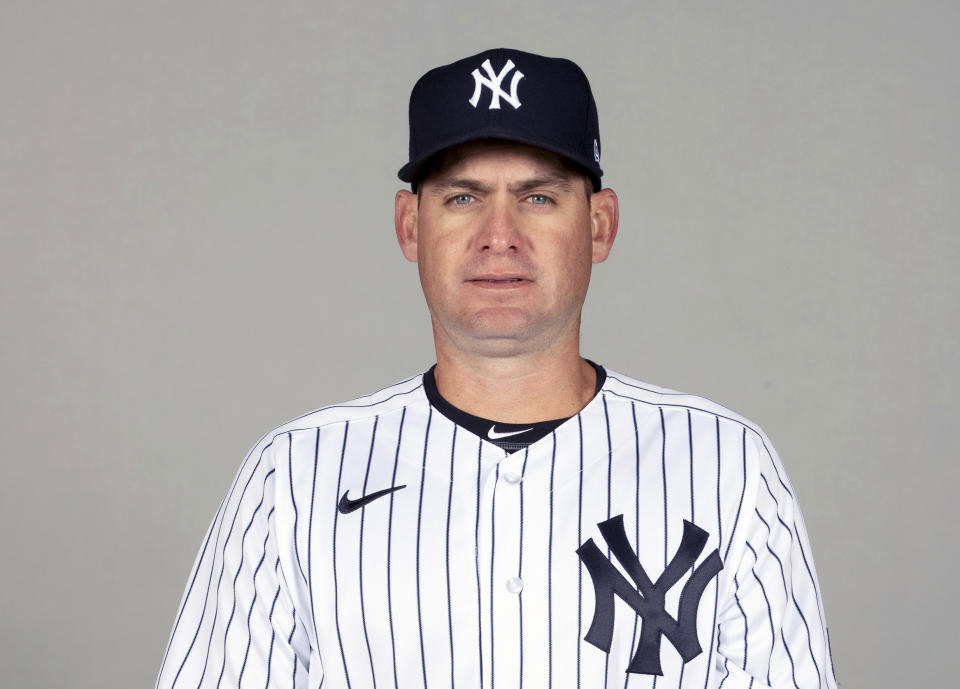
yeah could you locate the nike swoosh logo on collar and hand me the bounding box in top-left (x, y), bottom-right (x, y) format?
top-left (338, 485), bottom-right (407, 514)
top-left (488, 425), bottom-right (534, 440)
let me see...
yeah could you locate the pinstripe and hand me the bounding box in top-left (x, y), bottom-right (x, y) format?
top-left (576, 414), bottom-right (583, 689)
top-left (702, 416), bottom-right (722, 689)
top-left (602, 394), bottom-right (612, 688)
top-left (717, 657), bottom-right (730, 689)
top-left (745, 541), bottom-right (774, 686)
top-left (216, 468), bottom-right (276, 689)
top-left (263, 562), bottom-right (281, 689)
top-left (446, 427), bottom-right (458, 689)
top-left (760, 443), bottom-right (795, 500)
top-left (289, 433), bottom-right (306, 586)
top-left (238, 508), bottom-right (275, 684)
top-left (688, 410), bottom-right (695, 521)
top-left (358, 417), bottom-right (381, 689)
top-left (759, 475), bottom-right (794, 537)
top-left (827, 629), bottom-right (835, 686)
top-left (781, 629), bottom-right (800, 689)
top-left (490, 464), bottom-right (500, 689)
top-left (386, 408), bottom-right (407, 689)
top-left (265, 628), bottom-right (277, 688)
top-left (308, 428), bottom-right (321, 650)
top-left (724, 429), bottom-right (748, 563)
top-left (791, 591), bottom-right (822, 688)
top-left (474, 441), bottom-right (484, 688)
top-left (732, 573), bottom-right (748, 669)
top-left (716, 417), bottom-right (722, 546)
top-left (704, 587), bottom-right (718, 689)
top-left (678, 410), bottom-right (694, 689)
top-left (791, 520), bottom-right (828, 650)
top-left (331, 422), bottom-right (353, 689)
top-left (624, 403), bottom-right (640, 689)
top-left (660, 407), bottom-right (668, 566)
top-left (415, 408), bottom-right (434, 689)
top-left (287, 607), bottom-right (298, 687)
top-left (547, 432), bottom-right (556, 689)
top-left (754, 509), bottom-right (787, 597)
top-left (653, 405), bottom-right (668, 689)
top-left (518, 448), bottom-right (529, 689)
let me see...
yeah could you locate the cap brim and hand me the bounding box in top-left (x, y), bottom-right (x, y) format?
top-left (398, 128), bottom-right (602, 191)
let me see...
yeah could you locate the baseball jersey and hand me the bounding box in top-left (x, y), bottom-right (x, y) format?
top-left (157, 366), bottom-right (836, 689)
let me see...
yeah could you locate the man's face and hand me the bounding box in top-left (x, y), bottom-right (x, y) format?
top-left (395, 142), bottom-right (618, 358)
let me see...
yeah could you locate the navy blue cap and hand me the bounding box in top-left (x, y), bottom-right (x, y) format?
top-left (399, 48), bottom-right (603, 190)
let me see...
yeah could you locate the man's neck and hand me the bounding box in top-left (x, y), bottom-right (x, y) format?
top-left (432, 350), bottom-right (598, 424)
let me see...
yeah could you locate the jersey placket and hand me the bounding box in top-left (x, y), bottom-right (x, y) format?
top-left (475, 443), bottom-right (533, 688)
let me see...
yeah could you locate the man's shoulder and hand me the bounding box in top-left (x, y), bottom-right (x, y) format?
top-left (600, 368), bottom-right (789, 486)
top-left (254, 371), bottom-right (429, 451)
top-left (601, 367), bottom-right (768, 441)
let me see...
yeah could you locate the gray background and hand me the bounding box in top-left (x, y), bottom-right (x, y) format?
top-left (1, 1), bottom-right (956, 687)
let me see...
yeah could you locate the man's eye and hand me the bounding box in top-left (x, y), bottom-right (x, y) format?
top-left (527, 194), bottom-right (550, 205)
top-left (451, 194), bottom-right (473, 205)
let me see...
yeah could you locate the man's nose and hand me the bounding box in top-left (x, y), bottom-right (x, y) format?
top-left (478, 197), bottom-right (521, 252)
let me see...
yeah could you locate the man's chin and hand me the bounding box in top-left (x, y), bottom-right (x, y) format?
top-left (455, 321), bottom-right (555, 359)
top-left (466, 309), bottom-right (540, 340)
top-left (431, 307), bottom-right (574, 357)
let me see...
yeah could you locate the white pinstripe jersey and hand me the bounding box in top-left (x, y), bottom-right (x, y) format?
top-left (157, 367), bottom-right (836, 689)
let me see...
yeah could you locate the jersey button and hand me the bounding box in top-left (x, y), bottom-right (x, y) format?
top-left (505, 576), bottom-right (524, 594)
top-left (503, 471), bottom-right (522, 484)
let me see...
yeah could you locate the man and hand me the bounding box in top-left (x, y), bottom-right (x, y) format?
top-left (157, 48), bottom-right (836, 689)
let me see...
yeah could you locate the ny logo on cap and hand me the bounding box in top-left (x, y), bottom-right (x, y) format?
top-left (469, 58), bottom-right (524, 110)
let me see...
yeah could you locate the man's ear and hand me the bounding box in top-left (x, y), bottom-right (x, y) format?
top-left (589, 188), bottom-right (619, 263)
top-left (395, 189), bottom-right (419, 262)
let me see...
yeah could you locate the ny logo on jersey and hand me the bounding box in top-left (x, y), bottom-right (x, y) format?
top-left (576, 515), bottom-right (723, 676)
top-left (468, 58), bottom-right (524, 110)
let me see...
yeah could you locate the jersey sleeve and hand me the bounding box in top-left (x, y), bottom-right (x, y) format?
top-left (714, 434), bottom-right (837, 689)
top-left (156, 436), bottom-right (316, 689)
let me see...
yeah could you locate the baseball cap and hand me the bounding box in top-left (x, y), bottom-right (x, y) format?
top-left (398, 48), bottom-right (603, 191)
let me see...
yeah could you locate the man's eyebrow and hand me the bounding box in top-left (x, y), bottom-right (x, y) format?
top-left (426, 178), bottom-right (494, 195)
top-left (427, 174), bottom-right (575, 195)
top-left (507, 175), bottom-right (575, 194)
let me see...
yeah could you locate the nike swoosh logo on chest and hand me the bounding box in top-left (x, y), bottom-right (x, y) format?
top-left (338, 485), bottom-right (407, 514)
